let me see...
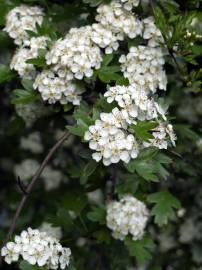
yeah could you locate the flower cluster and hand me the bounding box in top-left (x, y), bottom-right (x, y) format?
top-left (46, 26), bottom-right (102, 80)
top-left (84, 116), bottom-right (139, 166)
top-left (91, 23), bottom-right (123, 54)
top-left (106, 195), bottom-right (149, 240)
top-left (143, 122), bottom-right (176, 149)
top-left (4, 5), bottom-right (44, 45)
top-left (119, 46), bottom-right (167, 92)
top-left (143, 16), bottom-right (164, 47)
top-left (33, 70), bottom-right (83, 105)
top-left (104, 85), bottom-right (166, 121)
top-left (1, 228), bottom-right (71, 269)
top-left (96, 1), bottom-right (143, 39)
top-left (10, 36), bottom-right (50, 79)
top-left (84, 84), bottom-right (174, 165)
top-left (84, 1), bottom-right (176, 166)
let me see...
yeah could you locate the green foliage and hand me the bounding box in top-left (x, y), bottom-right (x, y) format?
top-left (125, 148), bottom-right (172, 181)
top-left (125, 235), bottom-right (156, 265)
top-left (130, 121), bottom-right (158, 141)
top-left (0, 64), bottom-right (15, 83)
top-left (19, 261), bottom-right (40, 270)
top-left (87, 205), bottom-right (106, 224)
top-left (147, 191), bottom-right (181, 226)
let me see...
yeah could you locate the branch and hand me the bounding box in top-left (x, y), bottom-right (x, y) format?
top-left (107, 164), bottom-right (118, 201)
top-left (2, 130), bottom-right (70, 246)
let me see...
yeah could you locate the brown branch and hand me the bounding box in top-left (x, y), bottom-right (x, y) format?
top-left (2, 130), bottom-right (69, 246)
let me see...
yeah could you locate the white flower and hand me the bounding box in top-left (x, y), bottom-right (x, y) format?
top-left (1, 242), bottom-right (21, 264)
top-left (143, 122), bottom-right (176, 149)
top-left (96, 1), bottom-right (143, 39)
top-left (4, 5), bottom-right (44, 45)
top-left (119, 46), bottom-right (167, 92)
top-left (119, 0), bottom-right (140, 11)
top-left (33, 70), bottom-right (83, 105)
top-left (106, 195), bottom-right (149, 241)
top-left (46, 26), bottom-right (103, 80)
top-left (84, 114), bottom-right (140, 166)
top-left (59, 248), bottom-right (71, 269)
top-left (10, 36), bottom-right (50, 79)
top-left (143, 17), bottom-right (164, 47)
top-left (1, 228), bottom-right (71, 269)
top-left (91, 23), bottom-right (122, 54)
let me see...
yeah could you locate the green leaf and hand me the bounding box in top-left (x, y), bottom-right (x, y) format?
top-left (87, 205), bottom-right (106, 224)
top-left (61, 191), bottom-right (87, 214)
top-left (125, 151), bottom-right (172, 181)
top-left (125, 235), bottom-right (155, 265)
top-left (80, 160), bottom-right (98, 184)
top-left (26, 57), bottom-right (47, 68)
top-left (21, 79), bottom-right (33, 90)
top-left (147, 190), bottom-right (181, 226)
top-left (125, 159), bottom-right (158, 182)
top-left (66, 125), bottom-right (88, 137)
top-left (102, 54), bottom-right (114, 66)
top-left (11, 89), bottom-right (39, 104)
top-left (131, 121), bottom-right (158, 141)
top-left (0, 64), bottom-right (15, 84)
top-left (19, 261), bottom-right (39, 270)
top-left (93, 229), bottom-right (111, 244)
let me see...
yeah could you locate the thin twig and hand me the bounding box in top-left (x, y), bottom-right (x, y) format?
top-left (107, 164), bottom-right (118, 201)
top-left (2, 131), bottom-right (69, 246)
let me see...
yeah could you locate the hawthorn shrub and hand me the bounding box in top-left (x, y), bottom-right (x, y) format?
top-left (0, 0), bottom-right (202, 269)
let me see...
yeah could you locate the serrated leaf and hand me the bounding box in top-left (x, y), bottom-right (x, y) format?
top-left (87, 205), bottom-right (106, 224)
top-left (125, 235), bottom-right (155, 265)
top-left (131, 121), bottom-right (158, 141)
top-left (66, 125), bottom-right (88, 137)
top-left (11, 89), bottom-right (39, 104)
top-left (147, 191), bottom-right (181, 226)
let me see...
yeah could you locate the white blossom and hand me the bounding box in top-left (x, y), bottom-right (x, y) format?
top-left (46, 26), bottom-right (103, 80)
top-left (33, 70), bottom-right (83, 105)
top-left (106, 195), bottom-right (149, 240)
top-left (91, 23), bottom-right (122, 54)
top-left (119, 0), bottom-right (140, 11)
top-left (4, 5), bottom-right (44, 45)
top-left (10, 36), bottom-right (50, 79)
top-left (84, 116), bottom-right (139, 166)
top-left (96, 1), bottom-right (143, 39)
top-left (119, 46), bottom-right (167, 92)
top-left (143, 16), bottom-right (164, 47)
top-left (143, 122), bottom-right (176, 149)
top-left (1, 228), bottom-right (71, 269)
